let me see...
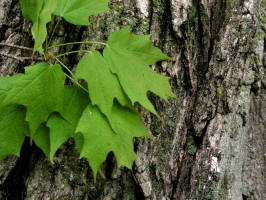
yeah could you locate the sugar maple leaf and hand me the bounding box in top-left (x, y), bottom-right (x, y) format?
top-left (76, 102), bottom-right (151, 180)
top-left (54, 0), bottom-right (110, 26)
top-left (103, 26), bottom-right (175, 116)
top-left (0, 75), bottom-right (27, 160)
top-left (75, 50), bottom-right (131, 122)
top-left (33, 86), bottom-right (89, 162)
top-left (47, 86), bottom-right (89, 161)
top-left (1, 63), bottom-right (65, 139)
top-left (33, 124), bottom-right (50, 159)
top-left (20, 0), bottom-right (58, 54)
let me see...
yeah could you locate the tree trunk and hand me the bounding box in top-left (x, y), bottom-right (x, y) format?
top-left (0, 0), bottom-right (265, 199)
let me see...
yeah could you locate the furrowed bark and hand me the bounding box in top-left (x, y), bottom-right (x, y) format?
top-left (0, 0), bottom-right (265, 199)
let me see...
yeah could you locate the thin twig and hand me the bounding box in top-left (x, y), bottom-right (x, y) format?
top-left (0, 42), bottom-right (33, 51)
top-left (0, 52), bottom-right (24, 62)
top-left (0, 52), bottom-right (44, 62)
top-left (52, 55), bottom-right (89, 94)
top-left (52, 56), bottom-right (75, 78)
top-left (48, 41), bottom-right (107, 50)
top-left (23, 57), bottom-right (44, 61)
top-left (47, 16), bottom-right (61, 50)
top-left (55, 50), bottom-right (90, 58)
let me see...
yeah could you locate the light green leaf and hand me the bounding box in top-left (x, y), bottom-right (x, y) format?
top-left (103, 26), bottom-right (175, 115)
top-left (53, 0), bottom-right (110, 26)
top-left (20, 0), bottom-right (58, 53)
top-left (0, 75), bottom-right (27, 160)
top-left (46, 86), bottom-right (89, 162)
top-left (75, 51), bottom-right (131, 122)
top-left (76, 102), bottom-right (151, 180)
top-left (2, 63), bottom-right (66, 139)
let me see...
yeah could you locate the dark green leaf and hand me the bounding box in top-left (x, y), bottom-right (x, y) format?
top-left (2, 63), bottom-right (65, 139)
top-left (0, 105), bottom-right (27, 160)
top-left (0, 75), bottom-right (27, 160)
top-left (34, 124), bottom-right (50, 159)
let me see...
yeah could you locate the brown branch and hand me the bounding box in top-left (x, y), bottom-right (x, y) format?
top-left (0, 42), bottom-right (33, 51)
top-left (23, 57), bottom-right (44, 61)
top-left (0, 52), bottom-right (24, 62)
top-left (0, 52), bottom-right (44, 62)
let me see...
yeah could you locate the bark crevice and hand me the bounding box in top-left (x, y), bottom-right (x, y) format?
top-left (0, 0), bottom-right (264, 199)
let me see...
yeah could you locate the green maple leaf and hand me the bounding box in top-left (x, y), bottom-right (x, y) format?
top-left (19, 0), bottom-right (42, 21)
top-left (76, 102), bottom-right (151, 180)
top-left (75, 50), bottom-right (131, 122)
top-left (0, 106), bottom-right (27, 160)
top-left (33, 86), bottom-right (89, 162)
top-left (53, 0), bottom-right (110, 26)
top-left (0, 74), bottom-right (22, 102)
top-left (20, 0), bottom-right (58, 53)
top-left (34, 126), bottom-right (84, 162)
top-left (33, 124), bottom-right (50, 159)
top-left (0, 75), bottom-right (27, 160)
top-left (103, 26), bottom-right (175, 115)
top-left (46, 86), bottom-right (89, 162)
top-left (1, 63), bottom-right (65, 139)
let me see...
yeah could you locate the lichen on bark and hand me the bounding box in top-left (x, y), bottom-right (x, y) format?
top-left (0, 0), bottom-right (265, 199)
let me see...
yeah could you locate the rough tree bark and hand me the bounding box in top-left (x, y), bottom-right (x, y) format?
top-left (0, 0), bottom-right (265, 199)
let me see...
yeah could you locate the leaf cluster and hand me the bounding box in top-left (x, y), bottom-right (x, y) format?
top-left (0, 0), bottom-right (175, 179)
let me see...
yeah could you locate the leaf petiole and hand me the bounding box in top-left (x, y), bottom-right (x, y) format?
top-left (52, 56), bottom-right (75, 77)
top-left (55, 50), bottom-right (91, 58)
top-left (48, 41), bottom-right (107, 50)
top-left (47, 17), bottom-right (62, 49)
top-left (52, 55), bottom-right (89, 94)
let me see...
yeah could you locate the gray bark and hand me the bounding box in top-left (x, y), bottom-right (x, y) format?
top-left (0, 0), bottom-right (265, 199)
